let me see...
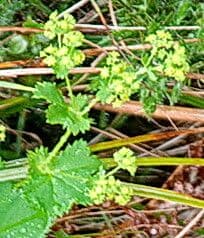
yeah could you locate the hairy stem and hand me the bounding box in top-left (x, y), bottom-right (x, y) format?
top-left (105, 166), bottom-right (120, 177)
top-left (46, 129), bottom-right (71, 163)
top-left (65, 75), bottom-right (73, 98)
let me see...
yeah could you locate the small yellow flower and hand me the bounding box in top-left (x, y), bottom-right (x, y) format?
top-left (145, 34), bottom-right (156, 43)
top-left (44, 55), bottom-right (56, 66)
top-left (0, 125), bottom-right (6, 142)
top-left (100, 68), bottom-right (109, 78)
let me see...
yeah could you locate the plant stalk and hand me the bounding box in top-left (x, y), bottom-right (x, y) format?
top-left (90, 128), bottom-right (204, 152)
top-left (46, 129), bottom-right (71, 163)
top-left (122, 182), bottom-right (204, 208)
top-left (101, 157), bottom-right (204, 169)
top-left (65, 75), bottom-right (73, 98)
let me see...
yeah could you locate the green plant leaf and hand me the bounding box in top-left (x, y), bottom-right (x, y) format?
top-left (34, 82), bottom-right (64, 104)
top-left (34, 82), bottom-right (92, 135)
top-left (0, 0), bottom-right (25, 25)
top-left (0, 140), bottom-right (101, 238)
top-left (7, 35), bottom-right (28, 55)
top-left (0, 182), bottom-right (49, 238)
top-left (90, 52), bottom-right (139, 108)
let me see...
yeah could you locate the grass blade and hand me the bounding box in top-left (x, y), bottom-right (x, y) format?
top-left (123, 182), bottom-right (204, 208)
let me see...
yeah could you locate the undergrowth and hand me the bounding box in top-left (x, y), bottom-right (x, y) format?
top-left (0, 1), bottom-right (204, 238)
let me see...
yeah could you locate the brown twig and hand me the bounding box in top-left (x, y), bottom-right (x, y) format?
top-left (93, 101), bottom-right (204, 122)
top-left (0, 59), bottom-right (46, 69)
top-left (107, 127), bottom-right (160, 156)
top-left (91, 126), bottom-right (158, 155)
top-left (0, 67), bottom-right (101, 77)
top-left (73, 52), bottom-right (107, 85)
top-left (83, 44), bottom-right (152, 56)
top-left (0, 26), bottom-right (43, 34)
top-left (175, 209), bottom-right (204, 238)
top-left (187, 73), bottom-right (204, 80)
top-left (75, 24), bottom-right (201, 32)
top-left (83, 38), bottom-right (200, 56)
top-left (90, 0), bottom-right (107, 27)
top-left (0, 66), bottom-right (203, 81)
top-left (0, 24), bottom-right (200, 34)
top-left (57, 0), bottom-right (90, 18)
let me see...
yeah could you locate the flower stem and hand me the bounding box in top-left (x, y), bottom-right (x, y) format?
top-left (105, 166), bottom-right (120, 177)
top-left (82, 98), bottom-right (98, 115)
top-left (65, 75), bottom-right (73, 98)
top-left (46, 128), bottom-right (71, 163)
top-left (57, 34), bottom-right (62, 48)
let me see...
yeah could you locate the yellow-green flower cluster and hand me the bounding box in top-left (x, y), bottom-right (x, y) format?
top-left (40, 44), bottom-right (84, 79)
top-left (89, 171), bottom-right (134, 205)
top-left (94, 52), bottom-right (140, 107)
top-left (113, 147), bottom-right (137, 176)
top-left (146, 30), bottom-right (173, 49)
top-left (164, 43), bottom-right (189, 81)
top-left (146, 30), bottom-right (189, 81)
top-left (0, 125), bottom-right (6, 142)
top-left (41, 12), bottom-right (85, 79)
top-left (44, 11), bottom-right (75, 39)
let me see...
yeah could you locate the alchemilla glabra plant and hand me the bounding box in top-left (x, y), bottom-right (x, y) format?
top-left (0, 12), bottom-right (200, 238)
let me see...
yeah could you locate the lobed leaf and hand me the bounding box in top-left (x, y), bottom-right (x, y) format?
top-left (0, 182), bottom-right (50, 238)
top-left (0, 141), bottom-right (101, 237)
top-left (34, 82), bottom-right (64, 104)
top-left (33, 82), bottom-right (92, 135)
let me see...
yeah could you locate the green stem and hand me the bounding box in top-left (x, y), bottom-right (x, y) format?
top-left (65, 75), bottom-right (73, 98)
top-left (4, 158), bottom-right (28, 168)
top-left (0, 167), bottom-right (28, 182)
top-left (57, 33), bottom-right (62, 48)
top-left (46, 129), bottom-right (71, 163)
top-left (89, 130), bottom-right (191, 152)
top-left (0, 96), bottom-right (39, 118)
top-left (2, 156), bottom-right (204, 181)
top-left (144, 49), bottom-right (156, 67)
top-left (82, 98), bottom-right (99, 115)
top-left (180, 93), bottom-right (204, 109)
top-left (0, 129), bottom-right (71, 181)
top-left (135, 157), bottom-right (204, 166)
top-left (122, 182), bottom-right (204, 208)
top-left (105, 166), bottom-right (120, 177)
top-left (16, 111), bottom-right (26, 157)
top-left (0, 81), bottom-right (34, 92)
top-left (101, 157), bottom-right (204, 169)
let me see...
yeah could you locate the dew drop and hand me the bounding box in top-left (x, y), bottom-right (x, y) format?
top-left (30, 222), bottom-right (34, 227)
top-left (20, 228), bottom-right (27, 233)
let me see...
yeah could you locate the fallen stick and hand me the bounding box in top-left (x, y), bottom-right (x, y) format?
top-left (75, 24), bottom-right (200, 32)
top-left (0, 25), bottom-right (200, 34)
top-left (83, 38), bottom-right (200, 56)
top-left (0, 66), bottom-right (203, 81)
top-left (93, 100), bottom-right (204, 122)
top-left (0, 67), bottom-right (101, 77)
top-left (0, 26), bottom-right (43, 34)
top-left (0, 59), bottom-right (45, 69)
